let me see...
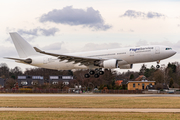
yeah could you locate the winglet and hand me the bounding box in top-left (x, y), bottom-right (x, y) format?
top-left (33, 47), bottom-right (59, 57)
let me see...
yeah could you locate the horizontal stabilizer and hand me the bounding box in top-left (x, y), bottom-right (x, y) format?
top-left (4, 57), bottom-right (32, 64)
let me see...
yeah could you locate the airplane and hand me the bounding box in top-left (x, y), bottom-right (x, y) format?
top-left (5, 32), bottom-right (176, 78)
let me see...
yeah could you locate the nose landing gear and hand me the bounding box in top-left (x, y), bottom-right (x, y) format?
top-left (156, 60), bottom-right (160, 69)
top-left (156, 65), bottom-right (160, 69)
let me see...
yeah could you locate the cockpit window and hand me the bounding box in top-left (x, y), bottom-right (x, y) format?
top-left (165, 48), bottom-right (172, 50)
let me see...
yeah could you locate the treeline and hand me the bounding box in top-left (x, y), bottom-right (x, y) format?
top-left (0, 62), bottom-right (180, 89)
top-left (141, 62), bottom-right (180, 88)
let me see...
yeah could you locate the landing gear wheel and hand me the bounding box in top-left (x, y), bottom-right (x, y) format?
top-left (89, 70), bottom-right (95, 75)
top-left (156, 65), bottom-right (160, 69)
top-left (84, 74), bottom-right (90, 78)
top-left (95, 68), bottom-right (99, 72)
top-left (99, 71), bottom-right (104, 75)
top-left (94, 74), bottom-right (99, 78)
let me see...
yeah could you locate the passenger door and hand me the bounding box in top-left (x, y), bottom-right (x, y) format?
top-left (155, 46), bottom-right (160, 54)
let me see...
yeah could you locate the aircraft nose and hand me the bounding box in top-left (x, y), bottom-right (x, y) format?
top-left (171, 50), bottom-right (177, 56)
top-left (173, 50), bottom-right (177, 55)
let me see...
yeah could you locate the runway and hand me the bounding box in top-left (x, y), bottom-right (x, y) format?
top-left (0, 94), bottom-right (180, 97)
top-left (0, 108), bottom-right (180, 112)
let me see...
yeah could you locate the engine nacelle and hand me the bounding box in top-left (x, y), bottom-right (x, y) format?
top-left (119, 64), bottom-right (133, 69)
top-left (95, 59), bottom-right (118, 69)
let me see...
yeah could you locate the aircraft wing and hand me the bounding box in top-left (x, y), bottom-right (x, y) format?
top-left (34, 47), bottom-right (121, 66)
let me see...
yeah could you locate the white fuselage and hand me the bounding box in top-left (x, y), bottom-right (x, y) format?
top-left (26, 45), bottom-right (176, 70)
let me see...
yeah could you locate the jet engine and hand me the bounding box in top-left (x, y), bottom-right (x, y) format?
top-left (94, 59), bottom-right (118, 69)
top-left (119, 64), bottom-right (133, 69)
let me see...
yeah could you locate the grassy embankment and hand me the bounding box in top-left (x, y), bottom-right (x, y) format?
top-left (0, 112), bottom-right (180, 120)
top-left (1, 97), bottom-right (180, 120)
top-left (0, 97), bottom-right (180, 108)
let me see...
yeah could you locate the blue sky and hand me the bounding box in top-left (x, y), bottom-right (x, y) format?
top-left (0, 0), bottom-right (180, 72)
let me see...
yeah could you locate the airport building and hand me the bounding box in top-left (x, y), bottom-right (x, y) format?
top-left (17, 75), bottom-right (74, 88)
top-left (0, 78), bottom-right (5, 88)
top-left (127, 80), bottom-right (156, 90)
top-left (49, 75), bottom-right (73, 85)
top-left (17, 75), bottom-right (44, 88)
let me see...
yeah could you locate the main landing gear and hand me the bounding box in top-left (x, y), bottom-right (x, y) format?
top-left (156, 60), bottom-right (160, 69)
top-left (84, 68), bottom-right (104, 78)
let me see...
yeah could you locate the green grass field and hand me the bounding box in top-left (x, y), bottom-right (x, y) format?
top-left (0, 96), bottom-right (180, 120)
top-left (0, 96), bottom-right (180, 108)
top-left (0, 112), bottom-right (180, 120)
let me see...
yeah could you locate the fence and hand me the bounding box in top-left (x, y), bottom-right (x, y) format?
top-left (0, 89), bottom-right (179, 94)
top-left (0, 89), bottom-right (69, 93)
top-left (93, 90), bottom-right (143, 94)
top-left (0, 89), bottom-right (143, 94)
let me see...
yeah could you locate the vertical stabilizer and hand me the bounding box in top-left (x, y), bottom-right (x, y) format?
top-left (10, 32), bottom-right (39, 58)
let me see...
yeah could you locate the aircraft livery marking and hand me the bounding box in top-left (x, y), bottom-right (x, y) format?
top-left (129, 47), bottom-right (153, 52)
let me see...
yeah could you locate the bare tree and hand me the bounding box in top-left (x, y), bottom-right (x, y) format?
top-left (152, 70), bottom-right (164, 83)
top-left (5, 78), bottom-right (16, 89)
top-left (9, 66), bottom-right (23, 79)
top-left (0, 63), bottom-right (10, 78)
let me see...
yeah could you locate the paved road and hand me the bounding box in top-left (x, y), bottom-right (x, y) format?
top-left (0, 108), bottom-right (180, 112)
top-left (0, 94), bottom-right (180, 97)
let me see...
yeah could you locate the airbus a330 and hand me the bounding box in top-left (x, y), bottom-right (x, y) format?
top-left (5, 32), bottom-right (176, 78)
